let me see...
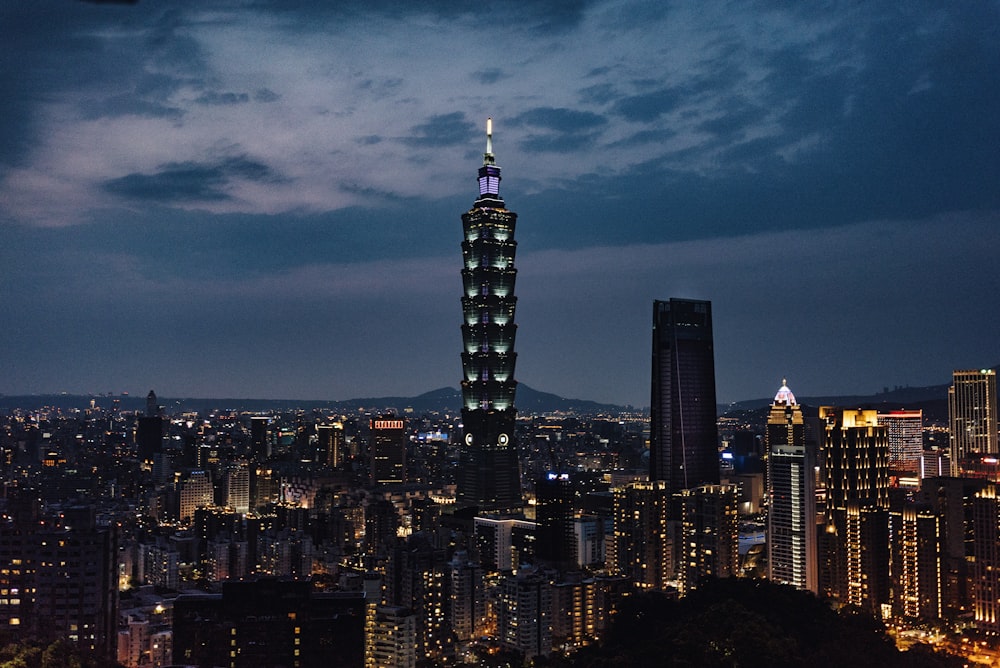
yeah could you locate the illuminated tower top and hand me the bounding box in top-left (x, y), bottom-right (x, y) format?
top-left (773, 379), bottom-right (796, 406)
top-left (476, 117), bottom-right (503, 205)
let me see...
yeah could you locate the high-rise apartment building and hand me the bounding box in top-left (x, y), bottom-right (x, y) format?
top-left (766, 381), bottom-right (817, 593)
top-left (949, 369), bottom-right (998, 476)
top-left (649, 298), bottom-right (719, 494)
top-left (611, 481), bottom-right (672, 590)
top-left (370, 418), bottom-right (406, 485)
top-left (880, 410), bottom-right (923, 477)
top-left (972, 484), bottom-right (1000, 633)
top-left (458, 118), bottom-right (522, 512)
top-left (365, 605), bottom-right (417, 668)
top-left (497, 569), bottom-right (552, 660)
top-left (446, 550), bottom-right (486, 642)
top-left (676, 483), bottom-right (739, 594)
top-left (889, 506), bottom-right (942, 621)
top-left (172, 579), bottom-right (365, 668)
top-left (0, 503), bottom-right (119, 658)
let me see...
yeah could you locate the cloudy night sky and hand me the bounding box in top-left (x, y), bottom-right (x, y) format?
top-left (1, 1), bottom-right (998, 407)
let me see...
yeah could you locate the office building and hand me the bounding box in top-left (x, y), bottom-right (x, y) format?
top-left (317, 423), bottom-right (345, 468)
top-left (535, 472), bottom-right (576, 569)
top-left (177, 469), bottom-right (214, 523)
top-left (250, 416), bottom-right (272, 462)
top-left (136, 391), bottom-right (163, 465)
top-left (766, 380), bottom-right (817, 593)
top-left (949, 369), bottom-right (998, 476)
top-left (370, 418), bottom-right (406, 485)
top-left (458, 118), bottom-right (522, 512)
top-left (649, 298), bottom-right (719, 494)
top-left (820, 408), bottom-right (890, 613)
top-left (224, 463), bottom-right (250, 515)
top-left (880, 410), bottom-right (923, 477)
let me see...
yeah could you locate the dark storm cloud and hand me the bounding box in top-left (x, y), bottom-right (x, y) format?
top-left (195, 91), bottom-right (250, 105)
top-left (472, 69), bottom-right (506, 85)
top-left (579, 83), bottom-right (619, 105)
top-left (510, 107), bottom-right (607, 153)
top-left (697, 98), bottom-right (767, 138)
top-left (511, 107), bottom-right (607, 132)
top-left (253, 88), bottom-right (280, 103)
top-left (607, 128), bottom-right (677, 148)
top-left (103, 157), bottom-right (281, 203)
top-left (403, 112), bottom-right (477, 147)
top-left (611, 87), bottom-right (683, 122)
top-left (245, 0), bottom-right (594, 33)
top-left (79, 95), bottom-right (184, 120)
top-left (0, 2), bottom-right (206, 170)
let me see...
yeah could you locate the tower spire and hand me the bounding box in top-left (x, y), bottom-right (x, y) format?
top-left (484, 117), bottom-right (495, 166)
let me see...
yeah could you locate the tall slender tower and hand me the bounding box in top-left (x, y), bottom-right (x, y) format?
top-left (766, 380), bottom-right (817, 593)
top-left (458, 118), bottom-right (522, 511)
top-left (949, 369), bottom-right (998, 476)
top-left (649, 298), bottom-right (719, 495)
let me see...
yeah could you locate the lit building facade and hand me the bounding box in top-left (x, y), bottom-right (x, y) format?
top-left (365, 605), bottom-right (417, 668)
top-left (820, 408), bottom-right (890, 613)
top-left (880, 410), bottom-right (923, 477)
top-left (972, 484), bottom-right (1000, 633)
top-left (172, 579), bottom-right (365, 668)
top-left (649, 298), bottom-right (719, 495)
top-left (497, 570), bottom-right (552, 660)
top-left (458, 118), bottom-right (522, 512)
top-left (611, 481), bottom-right (672, 590)
top-left (446, 550), bottom-right (486, 642)
top-left (766, 381), bottom-right (817, 593)
top-left (0, 504), bottom-right (119, 658)
top-left (676, 483), bottom-right (739, 594)
top-left (317, 423), bottom-right (345, 468)
top-left (177, 469), bottom-right (214, 523)
top-left (370, 418), bottom-right (406, 485)
top-left (949, 369), bottom-right (998, 476)
top-left (535, 472), bottom-right (576, 569)
top-left (889, 506), bottom-right (941, 621)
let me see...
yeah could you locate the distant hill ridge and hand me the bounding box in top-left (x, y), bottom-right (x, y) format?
top-left (0, 384), bottom-right (627, 416)
top-left (2, 366), bottom-right (994, 417)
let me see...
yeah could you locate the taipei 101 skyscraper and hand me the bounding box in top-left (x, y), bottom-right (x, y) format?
top-left (457, 118), bottom-right (522, 512)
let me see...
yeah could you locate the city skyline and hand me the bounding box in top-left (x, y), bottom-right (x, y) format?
top-left (2, 2), bottom-right (999, 407)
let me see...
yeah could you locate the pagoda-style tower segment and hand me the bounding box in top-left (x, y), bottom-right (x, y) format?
top-left (457, 118), bottom-right (522, 511)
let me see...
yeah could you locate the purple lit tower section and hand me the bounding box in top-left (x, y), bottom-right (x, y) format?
top-left (457, 118), bottom-right (522, 512)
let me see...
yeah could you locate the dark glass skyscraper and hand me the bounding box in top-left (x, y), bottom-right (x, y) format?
top-left (458, 118), bottom-right (522, 511)
top-left (649, 298), bottom-right (719, 495)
